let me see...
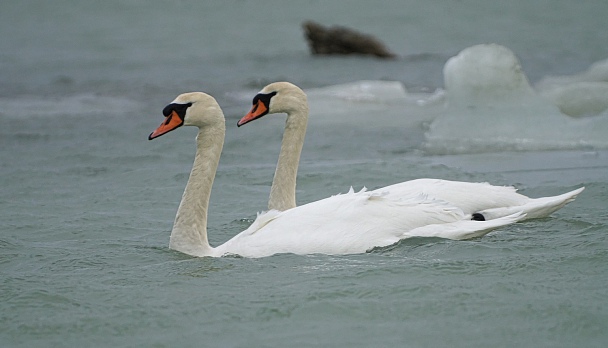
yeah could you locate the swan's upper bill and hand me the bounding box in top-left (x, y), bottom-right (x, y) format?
top-left (148, 92), bottom-right (219, 140)
top-left (148, 103), bottom-right (189, 140)
top-left (237, 91), bottom-right (277, 127)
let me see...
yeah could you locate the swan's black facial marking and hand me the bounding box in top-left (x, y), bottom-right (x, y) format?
top-left (162, 102), bottom-right (192, 120)
top-left (249, 91), bottom-right (277, 118)
top-left (252, 91), bottom-right (277, 111)
top-left (471, 213), bottom-right (485, 221)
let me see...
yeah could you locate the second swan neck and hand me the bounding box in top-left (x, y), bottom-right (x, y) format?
top-left (268, 106), bottom-right (308, 211)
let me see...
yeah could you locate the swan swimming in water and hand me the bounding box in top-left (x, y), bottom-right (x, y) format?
top-left (237, 81), bottom-right (584, 219)
top-left (149, 92), bottom-right (523, 258)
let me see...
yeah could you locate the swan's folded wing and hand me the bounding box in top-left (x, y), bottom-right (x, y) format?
top-left (377, 179), bottom-right (526, 215)
top-left (404, 211), bottom-right (525, 240)
top-left (224, 188), bottom-right (475, 257)
top-left (478, 187), bottom-right (584, 220)
top-left (243, 210), bottom-right (283, 235)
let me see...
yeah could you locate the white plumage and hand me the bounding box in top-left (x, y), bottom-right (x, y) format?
top-left (215, 188), bottom-right (523, 258)
top-left (149, 92), bottom-right (531, 258)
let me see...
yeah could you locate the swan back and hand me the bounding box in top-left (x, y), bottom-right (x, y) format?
top-left (214, 187), bottom-right (524, 258)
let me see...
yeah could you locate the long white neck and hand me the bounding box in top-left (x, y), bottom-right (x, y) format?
top-left (169, 122), bottom-right (225, 257)
top-left (268, 103), bottom-right (308, 211)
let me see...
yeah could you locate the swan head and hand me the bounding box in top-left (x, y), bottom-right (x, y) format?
top-left (149, 92), bottom-right (224, 140)
top-left (237, 82), bottom-right (308, 127)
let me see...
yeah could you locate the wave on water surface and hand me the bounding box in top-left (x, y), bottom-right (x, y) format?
top-left (0, 94), bottom-right (141, 118)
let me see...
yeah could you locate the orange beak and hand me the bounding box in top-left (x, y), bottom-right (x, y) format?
top-left (148, 111), bottom-right (184, 140)
top-left (237, 99), bottom-right (268, 127)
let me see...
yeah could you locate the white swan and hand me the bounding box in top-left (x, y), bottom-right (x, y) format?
top-left (237, 82), bottom-right (584, 219)
top-left (149, 92), bottom-right (522, 258)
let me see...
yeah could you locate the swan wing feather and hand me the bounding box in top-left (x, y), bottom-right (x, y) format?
top-left (404, 211), bottom-right (525, 240)
top-left (217, 188), bottom-right (515, 258)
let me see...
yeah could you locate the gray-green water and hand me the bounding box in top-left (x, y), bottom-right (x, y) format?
top-left (2, 1), bottom-right (608, 347)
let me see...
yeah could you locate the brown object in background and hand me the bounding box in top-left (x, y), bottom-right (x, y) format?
top-left (302, 20), bottom-right (396, 59)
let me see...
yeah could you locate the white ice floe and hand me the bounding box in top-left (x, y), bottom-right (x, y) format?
top-left (424, 44), bottom-right (608, 153)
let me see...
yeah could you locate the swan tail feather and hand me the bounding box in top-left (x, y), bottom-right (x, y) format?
top-left (479, 187), bottom-right (584, 221)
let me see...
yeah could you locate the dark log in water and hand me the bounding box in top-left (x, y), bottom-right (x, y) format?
top-left (302, 21), bottom-right (396, 59)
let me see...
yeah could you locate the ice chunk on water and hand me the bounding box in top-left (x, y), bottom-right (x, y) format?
top-left (425, 44), bottom-right (608, 154)
top-left (536, 58), bottom-right (608, 117)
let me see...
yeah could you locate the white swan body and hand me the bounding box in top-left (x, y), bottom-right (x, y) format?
top-left (214, 189), bottom-right (523, 258)
top-left (237, 82), bottom-right (584, 219)
top-left (149, 92), bottom-right (522, 258)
